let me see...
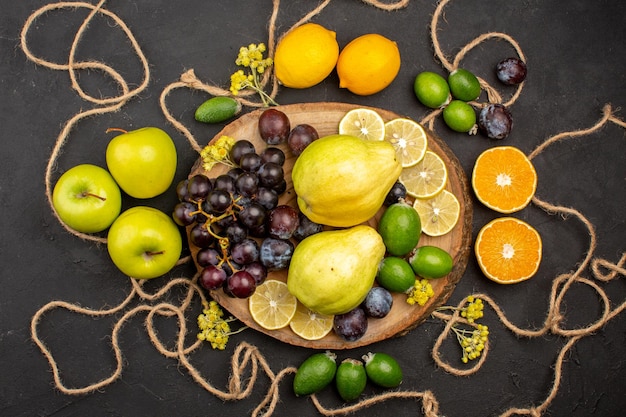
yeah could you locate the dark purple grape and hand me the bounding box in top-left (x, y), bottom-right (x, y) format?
top-left (234, 194), bottom-right (252, 209)
top-left (238, 202), bottom-right (267, 230)
top-left (239, 152), bottom-right (262, 172)
top-left (248, 222), bottom-right (268, 238)
top-left (222, 281), bottom-right (236, 298)
top-left (187, 174), bottom-right (212, 202)
top-left (189, 223), bottom-right (215, 248)
top-left (259, 237), bottom-right (294, 270)
top-left (199, 265), bottom-right (228, 290)
top-left (225, 270), bottom-right (257, 298)
top-left (220, 260), bottom-right (239, 277)
top-left (227, 167), bottom-right (244, 180)
top-left (214, 213), bottom-right (235, 229)
top-left (333, 307), bottom-right (368, 341)
top-left (229, 140), bottom-right (256, 165)
top-left (496, 57), bottom-right (527, 85)
top-left (202, 189), bottom-right (232, 214)
top-left (225, 222), bottom-right (247, 243)
top-left (243, 261), bottom-right (268, 285)
top-left (258, 108), bottom-right (290, 145)
top-left (194, 211), bottom-right (208, 225)
top-left (478, 103), bottom-right (513, 140)
top-left (268, 205), bottom-right (299, 240)
top-left (235, 172), bottom-right (259, 197)
top-left (362, 287), bottom-right (393, 318)
top-left (293, 213), bottom-right (324, 241)
top-left (176, 179), bottom-right (191, 202)
top-left (230, 238), bottom-right (260, 265)
top-left (213, 174), bottom-right (236, 193)
top-left (257, 162), bottom-right (284, 188)
top-left (254, 187), bottom-right (279, 211)
top-left (288, 124), bottom-right (319, 156)
top-left (384, 181), bottom-right (407, 206)
top-left (260, 147), bottom-right (286, 166)
top-left (272, 179), bottom-right (287, 195)
top-left (172, 202), bottom-right (198, 226)
top-left (196, 247), bottom-right (221, 267)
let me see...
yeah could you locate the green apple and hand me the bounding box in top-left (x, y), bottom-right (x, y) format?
top-left (105, 127), bottom-right (177, 199)
top-left (107, 206), bottom-right (182, 279)
top-left (52, 164), bottom-right (122, 233)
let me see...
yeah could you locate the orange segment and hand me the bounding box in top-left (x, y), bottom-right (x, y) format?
top-left (475, 217), bottom-right (542, 284)
top-left (471, 146), bottom-right (537, 213)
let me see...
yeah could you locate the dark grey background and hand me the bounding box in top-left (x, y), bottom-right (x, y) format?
top-left (2, 1), bottom-right (625, 416)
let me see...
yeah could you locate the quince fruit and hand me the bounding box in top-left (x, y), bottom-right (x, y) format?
top-left (287, 225), bottom-right (385, 315)
top-left (292, 134), bottom-right (402, 227)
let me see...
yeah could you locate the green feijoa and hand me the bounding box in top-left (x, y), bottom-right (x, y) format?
top-left (448, 68), bottom-right (481, 102)
top-left (413, 71), bottom-right (451, 109)
top-left (378, 201), bottom-right (422, 256)
top-left (443, 100), bottom-right (477, 133)
top-left (362, 352), bottom-right (403, 388)
top-left (195, 96), bottom-right (242, 123)
top-left (409, 245), bottom-right (453, 279)
top-left (335, 358), bottom-right (367, 402)
top-left (293, 351), bottom-right (337, 396)
top-left (377, 256), bottom-right (416, 293)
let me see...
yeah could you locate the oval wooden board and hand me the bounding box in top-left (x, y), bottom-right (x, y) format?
top-left (187, 102), bottom-right (472, 349)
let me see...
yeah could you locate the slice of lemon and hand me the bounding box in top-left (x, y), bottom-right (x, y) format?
top-left (338, 108), bottom-right (385, 141)
top-left (384, 118), bottom-right (428, 167)
top-left (412, 189), bottom-right (460, 236)
top-left (289, 303), bottom-right (334, 340)
top-left (399, 150), bottom-right (448, 198)
top-left (249, 280), bottom-right (297, 330)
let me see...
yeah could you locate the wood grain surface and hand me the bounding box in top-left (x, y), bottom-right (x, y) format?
top-left (188, 102), bottom-right (472, 349)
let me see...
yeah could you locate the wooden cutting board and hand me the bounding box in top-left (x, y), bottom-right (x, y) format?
top-left (187, 102), bottom-right (472, 349)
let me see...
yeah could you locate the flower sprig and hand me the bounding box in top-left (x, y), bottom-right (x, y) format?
top-left (436, 296), bottom-right (489, 363)
top-left (460, 296), bottom-right (484, 323)
top-left (437, 295), bottom-right (484, 323)
top-left (454, 324), bottom-right (489, 363)
top-left (200, 135), bottom-right (236, 171)
top-left (197, 301), bottom-right (247, 350)
top-left (229, 43), bottom-right (277, 106)
top-left (406, 279), bottom-right (435, 306)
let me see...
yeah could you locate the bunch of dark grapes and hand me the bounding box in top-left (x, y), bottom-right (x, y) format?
top-left (172, 139), bottom-right (320, 299)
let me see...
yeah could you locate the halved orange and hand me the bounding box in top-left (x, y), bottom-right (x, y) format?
top-left (471, 146), bottom-right (537, 213)
top-left (475, 217), bottom-right (542, 284)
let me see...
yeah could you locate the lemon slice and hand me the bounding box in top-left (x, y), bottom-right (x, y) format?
top-left (384, 118), bottom-right (428, 167)
top-left (399, 150), bottom-right (448, 198)
top-left (338, 108), bottom-right (385, 141)
top-left (249, 280), bottom-right (297, 330)
top-left (412, 189), bottom-right (460, 236)
top-left (289, 303), bottom-right (334, 340)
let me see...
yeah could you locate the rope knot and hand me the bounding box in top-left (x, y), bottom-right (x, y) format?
top-left (180, 69), bottom-right (205, 89)
top-left (422, 390), bottom-right (440, 417)
top-left (548, 311), bottom-right (564, 332)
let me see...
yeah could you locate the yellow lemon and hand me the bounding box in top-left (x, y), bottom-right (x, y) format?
top-left (274, 23), bottom-right (339, 89)
top-left (337, 33), bottom-right (401, 96)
